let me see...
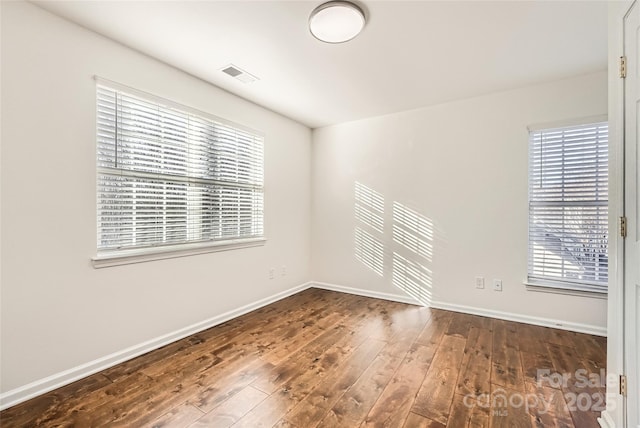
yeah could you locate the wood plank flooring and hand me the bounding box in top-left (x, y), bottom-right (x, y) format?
top-left (0, 288), bottom-right (607, 427)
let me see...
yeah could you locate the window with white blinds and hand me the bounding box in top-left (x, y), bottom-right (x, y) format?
top-left (96, 81), bottom-right (264, 255)
top-left (527, 121), bottom-right (608, 293)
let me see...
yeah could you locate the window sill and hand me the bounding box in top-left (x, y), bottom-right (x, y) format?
top-left (92, 238), bottom-right (266, 268)
top-left (524, 280), bottom-right (607, 300)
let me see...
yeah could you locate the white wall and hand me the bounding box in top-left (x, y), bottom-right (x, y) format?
top-left (0, 1), bottom-right (311, 395)
top-left (311, 71), bottom-right (608, 331)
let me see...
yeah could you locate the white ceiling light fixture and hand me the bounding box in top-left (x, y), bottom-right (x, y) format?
top-left (309, 1), bottom-right (366, 44)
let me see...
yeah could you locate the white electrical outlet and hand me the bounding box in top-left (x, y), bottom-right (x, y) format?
top-left (268, 268), bottom-right (275, 280)
top-left (475, 277), bottom-right (485, 289)
top-left (493, 279), bottom-right (502, 291)
top-left (281, 265), bottom-right (287, 276)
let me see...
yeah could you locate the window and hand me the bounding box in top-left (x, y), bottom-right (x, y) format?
top-left (95, 80), bottom-right (264, 262)
top-left (527, 120), bottom-right (608, 293)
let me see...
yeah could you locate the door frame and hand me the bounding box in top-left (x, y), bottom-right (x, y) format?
top-left (603, 2), bottom-right (635, 427)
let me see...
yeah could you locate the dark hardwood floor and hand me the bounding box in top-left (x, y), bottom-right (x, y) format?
top-left (0, 288), bottom-right (607, 427)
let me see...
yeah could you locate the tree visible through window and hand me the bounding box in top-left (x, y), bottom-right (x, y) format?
top-left (527, 121), bottom-right (608, 292)
top-left (96, 82), bottom-right (264, 253)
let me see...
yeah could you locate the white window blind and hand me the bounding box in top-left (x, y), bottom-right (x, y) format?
top-left (96, 82), bottom-right (264, 253)
top-left (527, 121), bottom-right (608, 292)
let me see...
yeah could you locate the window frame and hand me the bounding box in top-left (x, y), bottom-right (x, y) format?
top-left (92, 77), bottom-right (265, 268)
top-left (525, 116), bottom-right (609, 295)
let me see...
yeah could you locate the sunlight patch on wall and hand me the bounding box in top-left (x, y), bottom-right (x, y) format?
top-left (355, 227), bottom-right (384, 276)
top-left (355, 182), bottom-right (384, 234)
top-left (391, 202), bottom-right (434, 305)
top-left (392, 202), bottom-right (433, 262)
top-left (392, 252), bottom-right (432, 306)
top-left (354, 182), bottom-right (385, 276)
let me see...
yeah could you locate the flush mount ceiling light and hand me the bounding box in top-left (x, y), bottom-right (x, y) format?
top-left (309, 1), bottom-right (366, 44)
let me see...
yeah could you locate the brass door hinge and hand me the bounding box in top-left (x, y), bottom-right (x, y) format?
top-left (620, 216), bottom-right (628, 238)
top-left (620, 56), bottom-right (627, 78)
top-left (620, 374), bottom-right (628, 396)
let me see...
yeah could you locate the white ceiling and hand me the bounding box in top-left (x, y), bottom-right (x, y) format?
top-left (34, 1), bottom-right (608, 128)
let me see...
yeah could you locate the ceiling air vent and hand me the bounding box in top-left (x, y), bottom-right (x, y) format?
top-left (221, 64), bottom-right (259, 84)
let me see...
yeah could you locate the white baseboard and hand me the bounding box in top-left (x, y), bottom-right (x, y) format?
top-left (430, 300), bottom-right (607, 337)
top-left (0, 282), bottom-right (312, 411)
top-left (598, 409), bottom-right (615, 428)
top-left (310, 281), bottom-right (420, 306)
top-left (0, 280), bottom-right (607, 411)
top-left (310, 282), bottom-right (606, 337)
